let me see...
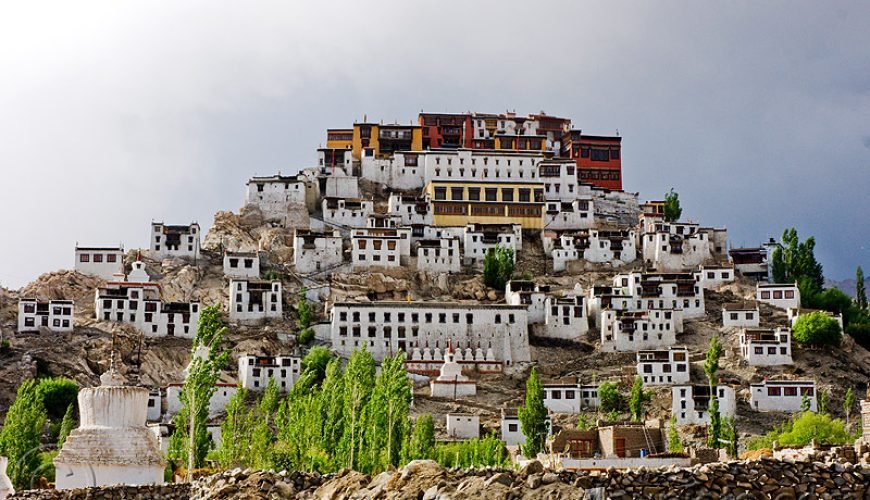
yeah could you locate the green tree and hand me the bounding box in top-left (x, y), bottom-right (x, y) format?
top-left (800, 394), bottom-right (812, 413)
top-left (518, 367), bottom-right (549, 457)
top-left (218, 386), bottom-right (252, 468)
top-left (748, 412), bottom-right (851, 449)
top-left (364, 352), bottom-right (412, 471)
top-left (482, 245), bottom-right (515, 291)
top-left (792, 311), bottom-right (842, 347)
top-left (35, 377), bottom-right (78, 421)
top-left (663, 188), bottom-right (682, 223)
top-left (708, 397), bottom-right (722, 449)
top-left (407, 414), bottom-right (436, 461)
top-left (818, 389), bottom-right (829, 415)
top-left (248, 379), bottom-right (281, 470)
top-left (857, 266), bottom-right (868, 311)
top-left (704, 336), bottom-right (723, 449)
top-left (577, 413), bottom-right (592, 430)
top-left (297, 287), bottom-right (313, 329)
top-left (844, 387), bottom-right (856, 427)
top-left (597, 381), bottom-right (621, 414)
top-left (168, 305), bottom-right (230, 474)
top-left (668, 415), bottom-right (683, 453)
top-left (433, 434), bottom-right (509, 468)
top-left (770, 228), bottom-right (824, 296)
top-left (0, 380), bottom-right (47, 489)
top-left (318, 359), bottom-right (346, 464)
top-left (722, 417), bottom-right (738, 458)
top-left (301, 346), bottom-right (334, 386)
top-left (628, 376), bottom-right (649, 422)
top-left (341, 347), bottom-right (376, 470)
top-left (57, 403), bottom-right (75, 449)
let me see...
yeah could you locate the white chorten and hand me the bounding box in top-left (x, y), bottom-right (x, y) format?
top-left (53, 366), bottom-right (165, 489)
top-left (430, 341), bottom-right (477, 398)
top-left (0, 456), bottom-right (13, 500)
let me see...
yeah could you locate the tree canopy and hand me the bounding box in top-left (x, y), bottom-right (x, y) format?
top-left (482, 245), bottom-right (515, 290)
top-left (518, 367), bottom-right (548, 457)
top-left (663, 188), bottom-right (682, 223)
top-left (792, 311), bottom-right (842, 347)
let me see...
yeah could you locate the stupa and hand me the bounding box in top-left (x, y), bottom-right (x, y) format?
top-left (54, 357), bottom-right (165, 489)
top-left (430, 341), bottom-right (477, 398)
top-left (0, 456), bottom-right (13, 500)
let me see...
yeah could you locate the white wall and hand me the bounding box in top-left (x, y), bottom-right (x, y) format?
top-left (672, 385), bottom-right (736, 425)
top-left (150, 222), bottom-right (200, 260)
top-left (416, 237), bottom-right (460, 273)
top-left (294, 230), bottom-right (344, 274)
top-left (756, 284), bottom-right (801, 310)
top-left (636, 348), bottom-right (690, 386)
top-left (228, 279), bottom-right (283, 324)
top-left (244, 177), bottom-right (307, 223)
top-left (722, 308), bottom-right (759, 328)
top-left (740, 328), bottom-right (793, 366)
top-left (74, 247), bottom-right (124, 281)
top-left (542, 384), bottom-right (600, 413)
top-left (600, 309), bottom-right (677, 352)
top-left (750, 381), bottom-right (817, 413)
top-left (18, 299), bottom-right (74, 333)
top-left (223, 252), bottom-right (260, 279)
top-left (447, 414), bottom-right (480, 440)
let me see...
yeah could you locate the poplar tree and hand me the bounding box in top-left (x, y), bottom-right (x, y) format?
top-left (0, 380), bottom-right (46, 489)
top-left (663, 188), bottom-right (682, 223)
top-left (844, 387), bottom-right (856, 427)
top-left (365, 352), bottom-right (412, 471)
top-left (318, 359), bottom-right (346, 463)
top-left (57, 403), bottom-right (76, 449)
top-left (704, 336), bottom-right (723, 449)
top-left (407, 414), bottom-right (435, 461)
top-left (722, 417), bottom-right (738, 458)
top-left (249, 378), bottom-right (281, 470)
top-left (341, 347), bottom-right (376, 470)
top-left (518, 367), bottom-right (549, 457)
top-left (629, 376), bottom-right (648, 422)
top-left (668, 415), bottom-right (683, 453)
top-left (218, 387), bottom-right (252, 468)
top-left (857, 267), bottom-right (867, 311)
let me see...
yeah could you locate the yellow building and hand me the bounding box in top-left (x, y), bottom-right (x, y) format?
top-left (424, 180), bottom-right (545, 229)
top-left (326, 129), bottom-right (353, 150)
top-left (494, 134), bottom-right (548, 152)
top-left (352, 123), bottom-right (423, 160)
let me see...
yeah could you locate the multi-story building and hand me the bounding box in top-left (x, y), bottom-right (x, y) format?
top-left (74, 245), bottom-right (124, 281)
top-left (740, 328), bottom-right (793, 366)
top-left (351, 121), bottom-right (423, 160)
top-left (750, 379), bottom-right (817, 413)
top-left (722, 302), bottom-right (760, 328)
top-left (600, 309), bottom-right (677, 352)
top-left (538, 159), bottom-right (579, 202)
top-left (543, 198), bottom-right (594, 231)
top-left (228, 279), bottom-right (283, 324)
top-left (237, 354), bottom-right (302, 392)
top-left (504, 280), bottom-right (550, 325)
top-left (419, 113), bottom-right (473, 149)
top-left (694, 264), bottom-right (735, 290)
top-left (321, 198), bottom-right (374, 229)
top-left (95, 282), bottom-right (200, 338)
top-left (325, 128), bottom-right (354, 150)
top-left (562, 131), bottom-right (623, 190)
top-left (756, 283), bottom-right (800, 310)
top-left (636, 347), bottom-right (690, 386)
top-left (317, 147), bottom-right (353, 176)
top-left (18, 299), bottom-right (74, 333)
top-left (387, 193), bottom-right (433, 227)
top-left (541, 293), bottom-right (588, 341)
top-left (416, 236), bottom-right (460, 274)
top-left (150, 222), bottom-right (200, 260)
top-left (546, 229), bottom-right (637, 271)
top-left (425, 180), bottom-right (545, 229)
top-left (243, 175), bottom-right (308, 223)
top-left (617, 272), bottom-right (706, 319)
top-left (671, 385), bottom-right (737, 425)
top-left (542, 381), bottom-right (600, 413)
top-left (639, 215), bottom-right (728, 272)
top-left (223, 251), bottom-right (260, 279)
top-left (462, 223), bottom-right (522, 266)
top-left (146, 388), bottom-right (161, 422)
top-left (293, 229), bottom-right (344, 274)
top-left (351, 227), bottom-right (412, 270)
top-left (729, 239), bottom-right (779, 281)
top-left (329, 301), bottom-right (530, 364)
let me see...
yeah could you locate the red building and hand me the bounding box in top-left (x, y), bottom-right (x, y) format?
top-left (418, 113), bottom-right (473, 149)
top-left (563, 130), bottom-right (623, 190)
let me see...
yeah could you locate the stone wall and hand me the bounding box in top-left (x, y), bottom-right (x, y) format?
top-left (9, 483), bottom-right (189, 499)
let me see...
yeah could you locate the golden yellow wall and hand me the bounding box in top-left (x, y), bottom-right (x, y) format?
top-left (326, 128), bottom-right (353, 150)
top-left (424, 181), bottom-right (545, 229)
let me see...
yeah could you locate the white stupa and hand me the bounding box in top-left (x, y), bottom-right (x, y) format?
top-left (0, 456), bottom-right (13, 500)
top-left (54, 360), bottom-right (165, 489)
top-left (430, 341), bottom-right (477, 398)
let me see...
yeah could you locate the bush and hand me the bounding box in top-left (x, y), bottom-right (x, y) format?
top-left (300, 346), bottom-right (333, 384)
top-left (748, 412), bottom-right (851, 450)
top-left (297, 328), bottom-right (315, 345)
top-left (598, 381), bottom-right (621, 414)
top-left (0, 338), bottom-right (10, 353)
top-left (482, 245), bottom-right (515, 291)
top-left (792, 311), bottom-right (842, 347)
top-left (433, 434), bottom-right (509, 468)
top-left (36, 377), bottom-right (78, 420)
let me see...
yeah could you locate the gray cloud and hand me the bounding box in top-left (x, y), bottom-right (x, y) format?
top-left (1, 0), bottom-right (869, 288)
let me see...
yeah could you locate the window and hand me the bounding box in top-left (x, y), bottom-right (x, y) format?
top-left (107, 254), bottom-right (117, 263)
top-left (80, 254), bottom-right (90, 262)
top-left (551, 390), bottom-right (561, 399)
top-left (591, 149), bottom-right (610, 161)
top-left (784, 290), bottom-right (795, 299)
top-left (508, 423), bottom-right (518, 432)
top-left (767, 386), bottom-right (781, 396)
top-left (501, 188), bottom-right (514, 202)
top-left (434, 187), bottom-right (447, 200)
top-left (93, 254), bottom-right (103, 263)
top-left (451, 187), bottom-right (464, 201)
top-left (773, 291), bottom-right (783, 299)
top-left (468, 187), bottom-right (480, 201)
top-left (485, 188), bottom-right (498, 201)
top-left (783, 387), bottom-right (797, 397)
top-left (761, 291), bottom-right (771, 299)
top-left (754, 347), bottom-right (763, 355)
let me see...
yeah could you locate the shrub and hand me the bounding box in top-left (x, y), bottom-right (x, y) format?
top-left (0, 338), bottom-right (10, 353)
top-left (598, 381), bottom-right (621, 414)
top-left (36, 377), bottom-right (78, 420)
top-left (433, 434), bottom-right (509, 468)
top-left (482, 245), bottom-right (515, 291)
top-left (297, 328), bottom-right (315, 345)
top-left (748, 412), bottom-right (851, 450)
top-left (792, 311), bottom-right (842, 347)
top-left (300, 346), bottom-right (333, 384)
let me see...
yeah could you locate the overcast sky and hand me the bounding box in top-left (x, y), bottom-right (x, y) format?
top-left (1, 1), bottom-right (868, 288)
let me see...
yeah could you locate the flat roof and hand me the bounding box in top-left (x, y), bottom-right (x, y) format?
top-left (332, 301), bottom-right (527, 310)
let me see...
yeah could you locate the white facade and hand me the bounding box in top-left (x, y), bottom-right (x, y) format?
top-left (636, 347), bottom-right (690, 386)
top-left (74, 246), bottom-right (124, 281)
top-left (146, 388), bottom-right (161, 422)
top-left (505, 280), bottom-right (549, 325)
top-left (244, 175), bottom-right (308, 223)
top-left (501, 410), bottom-right (551, 448)
top-left (756, 283), bottom-right (801, 310)
top-left (95, 283), bottom-right (200, 338)
top-left (423, 149), bottom-right (544, 186)
top-left (238, 354), bottom-right (302, 392)
top-left (462, 223), bottom-right (522, 266)
top-left (325, 175), bottom-right (360, 199)
top-left (547, 229), bottom-right (637, 271)
top-left (694, 264), bottom-right (735, 290)
top-left (223, 251), bottom-right (260, 278)
top-left (750, 380), bottom-right (817, 413)
top-left (542, 383), bottom-right (600, 413)
top-left (416, 237), bottom-right (461, 273)
top-left (18, 299), bottom-right (74, 333)
top-left (542, 293), bottom-right (588, 340)
top-left (600, 309), bottom-right (677, 352)
top-left (330, 301), bottom-right (531, 364)
top-left (361, 152), bottom-right (426, 190)
top-left (387, 193), bottom-right (433, 227)
top-left (351, 227), bottom-right (411, 270)
top-left (641, 220), bottom-right (727, 272)
top-left (229, 279), bottom-right (283, 323)
top-left (446, 413), bottom-right (480, 440)
top-left (544, 199), bottom-right (594, 231)
top-left (740, 328), bottom-right (793, 366)
top-left (615, 272), bottom-right (706, 319)
top-left (150, 222), bottom-right (200, 260)
top-left (322, 198), bottom-right (374, 229)
top-left (722, 303), bottom-right (760, 328)
top-left (293, 229), bottom-right (344, 274)
top-left (0, 457), bottom-right (12, 499)
top-left (672, 385), bottom-right (737, 425)
top-left (538, 159), bottom-right (579, 202)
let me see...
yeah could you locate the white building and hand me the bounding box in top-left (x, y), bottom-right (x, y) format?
top-left (362, 152), bottom-right (427, 191)
top-left (501, 408), bottom-right (551, 448)
top-left (636, 347), bottom-right (690, 386)
top-left (538, 159), bottom-right (579, 202)
top-left (505, 280), bottom-right (550, 325)
top-left (750, 379), bottom-right (817, 413)
top-left (229, 279), bottom-right (283, 324)
top-left (0, 456), bottom-right (12, 499)
top-left (430, 344), bottom-right (477, 398)
top-left (166, 383), bottom-right (237, 418)
top-left (462, 223), bottom-right (522, 266)
top-left (756, 283), bottom-right (801, 310)
top-left (74, 245), bottom-right (124, 281)
top-left (542, 381), bottom-right (600, 413)
top-left (387, 193), bottom-right (433, 227)
top-left (640, 218), bottom-right (728, 272)
top-left (541, 292), bottom-right (588, 341)
top-left (223, 251), bottom-right (260, 279)
top-left (238, 354), bottom-right (302, 392)
top-left (546, 229), bottom-right (637, 271)
top-left (446, 413), bottom-right (480, 440)
top-left (600, 309), bottom-right (677, 352)
top-left (293, 229), bottom-right (344, 274)
top-left (722, 302), bottom-right (760, 328)
top-left (694, 264), bottom-right (735, 290)
top-left (544, 199), bottom-right (594, 231)
top-left (351, 227), bottom-right (412, 270)
top-left (18, 299), bottom-right (74, 333)
top-left (740, 328), bottom-right (793, 366)
top-left (150, 222), bottom-right (200, 260)
top-left (729, 239), bottom-right (779, 281)
top-left (671, 385), bottom-right (737, 425)
top-left (244, 175), bottom-right (308, 224)
top-left (146, 388), bottom-right (161, 422)
top-left (330, 301), bottom-right (531, 364)
top-left (325, 175), bottom-right (360, 199)
top-left (321, 197), bottom-right (374, 229)
top-left (617, 272), bottom-right (706, 319)
top-left (95, 282), bottom-right (200, 338)
top-left (416, 237), bottom-right (461, 273)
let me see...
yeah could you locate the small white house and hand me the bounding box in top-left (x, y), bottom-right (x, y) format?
top-left (146, 388), bottom-right (162, 422)
top-left (95, 282), bottom-right (200, 338)
top-left (244, 175), bottom-right (308, 224)
top-left (541, 292), bottom-right (588, 341)
top-left (541, 381), bottom-right (600, 413)
top-left (722, 302), bottom-right (760, 328)
top-left (322, 198), bottom-right (374, 229)
top-left (228, 279), bottom-right (283, 324)
top-left (505, 280), bottom-right (550, 325)
top-left (351, 227), bottom-right (411, 270)
top-left (501, 408), bottom-right (551, 448)
top-left (18, 299), bottom-right (74, 333)
top-left (74, 245), bottom-right (124, 281)
top-left (740, 328), bottom-right (792, 366)
top-left (293, 229), bottom-right (344, 274)
top-left (387, 193), bottom-right (433, 227)
top-left (694, 264), bottom-right (735, 290)
top-left (756, 283), bottom-right (800, 310)
top-left (462, 223), bottom-right (522, 266)
top-left (543, 198), bottom-right (594, 231)
top-left (238, 354), bottom-right (302, 392)
top-left (636, 347), bottom-right (690, 386)
top-left (223, 251), bottom-right (260, 279)
top-left (416, 237), bottom-right (461, 273)
top-left (446, 413), bottom-right (480, 440)
top-left (672, 385), bottom-right (737, 425)
top-left (600, 309), bottom-right (677, 352)
top-left (150, 222), bottom-right (200, 260)
top-left (750, 379), bottom-right (817, 413)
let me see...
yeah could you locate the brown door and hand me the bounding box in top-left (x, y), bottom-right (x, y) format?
top-left (615, 438), bottom-right (626, 458)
